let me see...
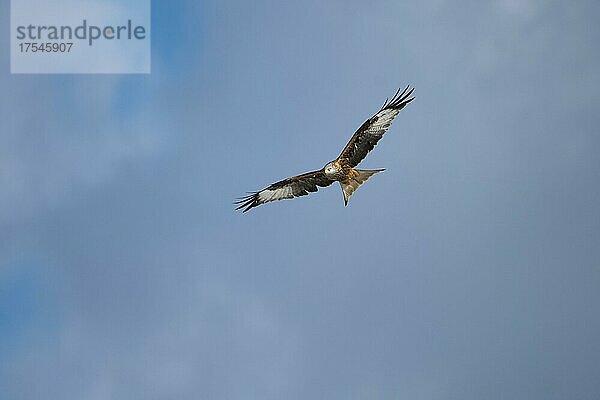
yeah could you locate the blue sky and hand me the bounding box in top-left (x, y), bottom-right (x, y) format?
top-left (1, 1), bottom-right (600, 399)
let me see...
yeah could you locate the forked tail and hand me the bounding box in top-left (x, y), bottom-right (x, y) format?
top-left (339, 169), bottom-right (385, 206)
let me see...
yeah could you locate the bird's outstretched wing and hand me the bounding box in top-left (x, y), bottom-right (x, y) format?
top-left (338, 85), bottom-right (415, 167)
top-left (235, 170), bottom-right (334, 212)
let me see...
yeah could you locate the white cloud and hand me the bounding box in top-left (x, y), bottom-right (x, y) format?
top-left (496, 0), bottom-right (537, 20)
top-left (2, 273), bottom-right (299, 400)
top-left (0, 75), bottom-right (164, 224)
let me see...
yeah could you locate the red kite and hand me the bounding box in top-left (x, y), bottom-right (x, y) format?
top-left (236, 86), bottom-right (415, 212)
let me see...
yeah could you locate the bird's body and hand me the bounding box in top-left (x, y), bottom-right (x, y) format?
top-left (236, 86), bottom-right (415, 212)
top-left (323, 159), bottom-right (346, 181)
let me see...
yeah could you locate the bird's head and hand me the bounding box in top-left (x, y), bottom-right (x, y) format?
top-left (324, 161), bottom-right (337, 176)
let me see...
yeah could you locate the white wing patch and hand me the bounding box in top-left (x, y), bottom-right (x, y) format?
top-left (258, 187), bottom-right (294, 203)
top-left (368, 108), bottom-right (400, 135)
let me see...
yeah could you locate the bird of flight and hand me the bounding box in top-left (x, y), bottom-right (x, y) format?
top-left (236, 85), bottom-right (415, 212)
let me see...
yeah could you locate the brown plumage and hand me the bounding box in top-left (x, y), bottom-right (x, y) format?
top-left (235, 85), bottom-right (415, 212)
